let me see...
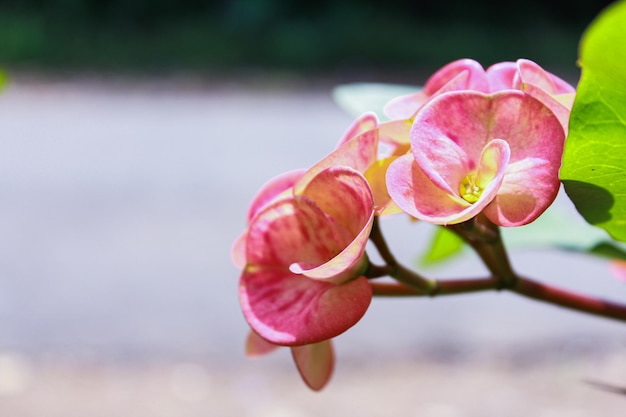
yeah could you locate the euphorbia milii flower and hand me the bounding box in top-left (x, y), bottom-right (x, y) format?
top-left (387, 90), bottom-right (565, 226)
top-left (239, 164), bottom-right (374, 346)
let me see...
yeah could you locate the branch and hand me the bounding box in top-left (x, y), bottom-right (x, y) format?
top-left (513, 276), bottom-right (626, 323)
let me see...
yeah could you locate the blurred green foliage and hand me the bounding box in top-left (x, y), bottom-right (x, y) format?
top-left (0, 0), bottom-right (615, 75)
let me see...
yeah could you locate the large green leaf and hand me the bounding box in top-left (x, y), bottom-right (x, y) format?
top-left (332, 83), bottom-right (419, 120)
top-left (561, 0), bottom-right (626, 242)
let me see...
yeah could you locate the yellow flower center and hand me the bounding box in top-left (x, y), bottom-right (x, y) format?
top-left (459, 173), bottom-right (483, 204)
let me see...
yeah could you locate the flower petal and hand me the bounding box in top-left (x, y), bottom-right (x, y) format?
top-left (519, 82), bottom-right (572, 132)
top-left (336, 112), bottom-right (378, 148)
top-left (245, 330), bottom-right (279, 357)
top-left (410, 92), bottom-right (491, 192)
top-left (291, 340), bottom-right (335, 391)
top-left (294, 167), bottom-right (374, 281)
top-left (294, 121), bottom-right (379, 193)
top-left (482, 157), bottom-right (560, 226)
top-left (422, 58), bottom-right (489, 95)
top-left (239, 268), bottom-right (371, 345)
top-left (231, 231), bottom-right (248, 269)
top-left (386, 154), bottom-right (475, 224)
top-left (485, 61), bottom-right (517, 91)
top-left (247, 169), bottom-right (306, 222)
top-left (515, 59), bottom-right (575, 94)
top-left (245, 197), bottom-right (341, 269)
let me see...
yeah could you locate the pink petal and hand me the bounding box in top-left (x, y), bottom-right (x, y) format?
top-left (247, 169), bottom-right (306, 222)
top-left (293, 167), bottom-right (374, 282)
top-left (291, 340), bottom-right (335, 391)
top-left (515, 59), bottom-right (575, 94)
top-left (245, 197), bottom-right (342, 269)
top-left (336, 112), bottom-right (378, 148)
top-left (383, 59), bottom-right (490, 120)
top-left (245, 330), bottom-right (279, 357)
top-left (231, 231), bottom-right (247, 269)
top-left (294, 122), bottom-right (379, 194)
top-left (422, 58), bottom-right (489, 95)
top-left (482, 157), bottom-right (560, 226)
top-left (386, 154), bottom-right (474, 224)
top-left (239, 269), bottom-right (371, 345)
top-left (383, 89), bottom-right (429, 120)
top-left (299, 167), bottom-right (373, 238)
top-left (485, 61), bottom-right (517, 91)
top-left (410, 92), bottom-right (492, 192)
top-left (486, 92), bottom-right (565, 167)
top-left (519, 82), bottom-right (572, 132)
top-left (378, 119), bottom-right (412, 151)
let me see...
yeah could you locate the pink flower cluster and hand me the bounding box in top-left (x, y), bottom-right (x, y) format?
top-left (232, 59), bottom-right (574, 390)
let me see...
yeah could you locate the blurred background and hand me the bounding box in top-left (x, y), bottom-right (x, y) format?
top-left (1, 1), bottom-right (626, 416)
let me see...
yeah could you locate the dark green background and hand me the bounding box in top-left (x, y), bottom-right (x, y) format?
top-left (0, 0), bottom-right (615, 79)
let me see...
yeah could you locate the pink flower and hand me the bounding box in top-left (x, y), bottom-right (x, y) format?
top-left (240, 165), bottom-right (374, 345)
top-left (386, 90), bottom-right (566, 226)
top-left (383, 59), bottom-right (575, 131)
top-left (232, 113), bottom-right (386, 389)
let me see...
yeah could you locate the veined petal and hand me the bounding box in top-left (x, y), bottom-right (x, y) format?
top-left (299, 167), bottom-right (373, 237)
top-left (483, 157), bottom-right (560, 226)
top-left (387, 154), bottom-right (473, 224)
top-left (336, 112), bottom-right (378, 148)
top-left (294, 122), bottom-right (379, 193)
top-left (246, 196), bottom-right (341, 269)
top-left (410, 92), bottom-right (494, 192)
top-left (239, 268), bottom-right (371, 345)
top-left (515, 59), bottom-right (575, 94)
top-left (291, 340), bottom-right (335, 391)
top-left (379, 119), bottom-right (412, 150)
top-left (422, 58), bottom-right (489, 95)
top-left (383, 89), bottom-right (429, 120)
top-left (485, 61), bottom-right (517, 91)
top-left (247, 169), bottom-right (306, 222)
top-left (293, 167), bottom-right (374, 282)
top-left (515, 59), bottom-right (559, 93)
top-left (520, 82), bottom-right (572, 132)
top-left (486, 92), bottom-right (565, 166)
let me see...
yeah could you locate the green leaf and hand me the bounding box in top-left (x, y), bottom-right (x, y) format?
top-left (561, 0), bottom-right (626, 242)
top-left (332, 82), bottom-right (419, 120)
top-left (420, 226), bottom-right (465, 266)
top-left (0, 70), bottom-right (7, 90)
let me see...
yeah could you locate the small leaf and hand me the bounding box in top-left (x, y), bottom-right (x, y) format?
top-left (0, 70), bottom-right (7, 90)
top-left (420, 226), bottom-right (465, 266)
top-left (332, 83), bottom-right (419, 120)
top-left (561, 0), bottom-right (626, 242)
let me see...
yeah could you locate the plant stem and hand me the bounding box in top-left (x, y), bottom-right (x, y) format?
top-left (368, 214), bottom-right (626, 323)
top-left (368, 217), bottom-right (435, 292)
top-left (513, 276), bottom-right (626, 323)
top-left (371, 277), bottom-right (497, 297)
